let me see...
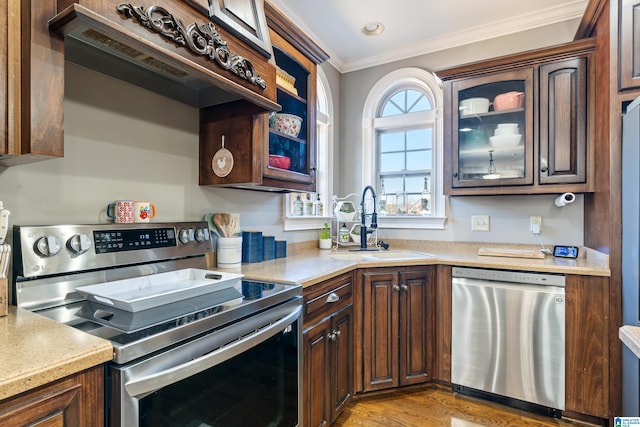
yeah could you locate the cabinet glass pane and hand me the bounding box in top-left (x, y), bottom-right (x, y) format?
top-left (269, 46), bottom-right (311, 175)
top-left (457, 80), bottom-right (526, 182)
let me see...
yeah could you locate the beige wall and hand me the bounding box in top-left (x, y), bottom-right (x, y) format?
top-left (0, 63), bottom-right (316, 242)
top-left (337, 19), bottom-right (585, 245)
top-left (0, 19), bottom-right (585, 247)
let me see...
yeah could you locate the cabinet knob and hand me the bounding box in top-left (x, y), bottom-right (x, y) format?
top-left (540, 158), bottom-right (549, 173)
top-left (401, 284), bottom-right (409, 291)
top-left (393, 285), bottom-right (401, 292)
top-left (328, 330), bottom-right (341, 341)
top-left (326, 292), bottom-right (340, 303)
top-left (453, 172), bottom-right (458, 178)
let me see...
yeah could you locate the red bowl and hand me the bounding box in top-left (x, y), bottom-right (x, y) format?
top-left (269, 155), bottom-right (291, 170)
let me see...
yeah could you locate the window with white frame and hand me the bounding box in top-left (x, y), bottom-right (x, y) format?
top-left (283, 68), bottom-right (333, 231)
top-left (362, 68), bottom-right (446, 229)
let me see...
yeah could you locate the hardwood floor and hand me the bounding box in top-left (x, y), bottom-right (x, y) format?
top-left (333, 386), bottom-right (595, 427)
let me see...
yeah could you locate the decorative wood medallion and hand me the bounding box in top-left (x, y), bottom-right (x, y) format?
top-left (117, 3), bottom-right (267, 89)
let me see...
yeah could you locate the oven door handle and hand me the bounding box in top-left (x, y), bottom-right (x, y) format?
top-left (124, 304), bottom-right (302, 399)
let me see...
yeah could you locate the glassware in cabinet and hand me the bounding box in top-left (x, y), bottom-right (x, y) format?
top-left (451, 68), bottom-right (534, 188)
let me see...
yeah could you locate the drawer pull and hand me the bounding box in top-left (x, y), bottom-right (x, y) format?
top-left (326, 292), bottom-right (340, 303)
top-left (328, 330), bottom-right (341, 341)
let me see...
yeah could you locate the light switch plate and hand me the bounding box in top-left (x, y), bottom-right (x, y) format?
top-left (472, 215), bottom-right (490, 231)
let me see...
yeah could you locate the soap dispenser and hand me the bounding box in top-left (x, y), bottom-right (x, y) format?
top-left (338, 223), bottom-right (350, 243)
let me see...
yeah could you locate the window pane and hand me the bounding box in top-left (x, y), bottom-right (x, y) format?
top-left (407, 89), bottom-right (431, 112)
top-left (406, 128), bottom-right (431, 150)
top-left (407, 150), bottom-right (431, 170)
top-left (405, 175), bottom-right (424, 193)
top-left (407, 193), bottom-right (422, 215)
top-left (382, 177), bottom-right (403, 194)
top-left (379, 132), bottom-right (404, 153)
top-left (381, 89), bottom-right (432, 117)
top-left (380, 152), bottom-right (405, 172)
top-left (381, 98), bottom-right (403, 117)
top-left (409, 90), bottom-right (431, 113)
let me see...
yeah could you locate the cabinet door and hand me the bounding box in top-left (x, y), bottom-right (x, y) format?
top-left (362, 271), bottom-right (399, 392)
top-left (1, 0), bottom-right (6, 155)
top-left (565, 275), bottom-right (609, 418)
top-left (303, 317), bottom-right (331, 427)
top-left (330, 304), bottom-right (353, 423)
top-left (449, 68), bottom-right (534, 189)
top-left (620, 0), bottom-right (640, 90)
top-left (398, 270), bottom-right (434, 386)
top-left (539, 58), bottom-right (588, 185)
top-left (0, 365), bottom-right (104, 427)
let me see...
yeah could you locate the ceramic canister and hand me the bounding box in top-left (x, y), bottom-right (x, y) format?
top-left (242, 231), bottom-right (263, 263)
top-left (217, 236), bottom-right (242, 268)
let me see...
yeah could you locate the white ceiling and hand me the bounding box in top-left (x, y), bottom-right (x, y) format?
top-left (266, 0), bottom-right (589, 73)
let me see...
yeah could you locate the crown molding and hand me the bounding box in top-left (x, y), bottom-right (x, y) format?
top-left (266, 0), bottom-right (587, 74)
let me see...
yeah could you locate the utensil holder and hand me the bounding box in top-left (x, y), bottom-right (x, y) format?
top-left (217, 236), bottom-right (243, 268)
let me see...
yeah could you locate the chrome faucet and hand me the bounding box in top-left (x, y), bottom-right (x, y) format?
top-left (359, 185), bottom-right (378, 250)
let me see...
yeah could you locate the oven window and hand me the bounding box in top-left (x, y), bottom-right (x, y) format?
top-left (138, 321), bottom-right (299, 427)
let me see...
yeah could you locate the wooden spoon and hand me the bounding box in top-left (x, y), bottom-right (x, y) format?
top-left (213, 213), bottom-right (232, 237)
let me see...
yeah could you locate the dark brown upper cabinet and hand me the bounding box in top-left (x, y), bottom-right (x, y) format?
top-left (0, 0), bottom-right (65, 166)
top-left (199, 2), bottom-right (329, 192)
top-left (439, 39), bottom-right (595, 196)
top-left (620, 0), bottom-right (640, 90)
top-left (2, 0), bottom-right (281, 166)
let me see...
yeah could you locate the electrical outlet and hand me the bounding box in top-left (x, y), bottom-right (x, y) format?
top-left (472, 215), bottom-right (490, 231)
top-left (530, 216), bottom-right (542, 234)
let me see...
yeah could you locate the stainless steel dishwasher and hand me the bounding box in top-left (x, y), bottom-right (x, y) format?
top-left (451, 266), bottom-right (566, 414)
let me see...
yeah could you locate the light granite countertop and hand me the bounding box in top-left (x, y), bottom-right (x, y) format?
top-left (620, 325), bottom-right (640, 359)
top-left (0, 306), bottom-right (113, 401)
top-left (237, 240), bottom-right (610, 287)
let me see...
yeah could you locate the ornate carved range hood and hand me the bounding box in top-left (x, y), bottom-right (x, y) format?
top-left (49, 1), bottom-right (278, 111)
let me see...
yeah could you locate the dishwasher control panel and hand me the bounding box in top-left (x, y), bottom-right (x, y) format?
top-left (451, 266), bottom-right (565, 287)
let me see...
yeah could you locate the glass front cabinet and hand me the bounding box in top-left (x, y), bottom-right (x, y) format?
top-left (262, 28), bottom-right (317, 189)
top-left (198, 4), bottom-right (328, 192)
top-left (440, 39), bottom-right (595, 195)
top-left (452, 68), bottom-right (534, 188)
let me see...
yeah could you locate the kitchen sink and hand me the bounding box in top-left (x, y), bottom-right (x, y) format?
top-left (329, 250), bottom-right (435, 261)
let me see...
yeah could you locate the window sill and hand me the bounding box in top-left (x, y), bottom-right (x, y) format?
top-left (377, 215), bottom-right (446, 230)
top-left (283, 216), bottom-right (332, 231)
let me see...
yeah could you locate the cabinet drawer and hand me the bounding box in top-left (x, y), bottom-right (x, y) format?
top-left (303, 273), bottom-right (353, 326)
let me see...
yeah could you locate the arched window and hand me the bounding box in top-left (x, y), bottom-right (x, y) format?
top-left (362, 68), bottom-right (446, 229)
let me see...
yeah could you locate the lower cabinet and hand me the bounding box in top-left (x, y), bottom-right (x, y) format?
top-left (0, 365), bottom-right (105, 427)
top-left (565, 274), bottom-right (609, 419)
top-left (357, 266), bottom-right (436, 393)
top-left (303, 273), bottom-right (354, 427)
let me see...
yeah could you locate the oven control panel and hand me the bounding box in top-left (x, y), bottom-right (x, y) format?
top-left (14, 222), bottom-right (213, 278)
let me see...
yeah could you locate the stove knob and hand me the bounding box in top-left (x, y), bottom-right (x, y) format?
top-left (179, 228), bottom-right (193, 244)
top-left (194, 228), bottom-right (208, 242)
top-left (35, 235), bottom-right (62, 257)
top-left (67, 234), bottom-right (92, 254)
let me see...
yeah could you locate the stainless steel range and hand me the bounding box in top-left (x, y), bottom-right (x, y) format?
top-left (12, 222), bottom-right (302, 427)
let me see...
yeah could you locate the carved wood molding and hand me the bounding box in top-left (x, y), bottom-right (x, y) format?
top-left (117, 3), bottom-right (267, 90)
